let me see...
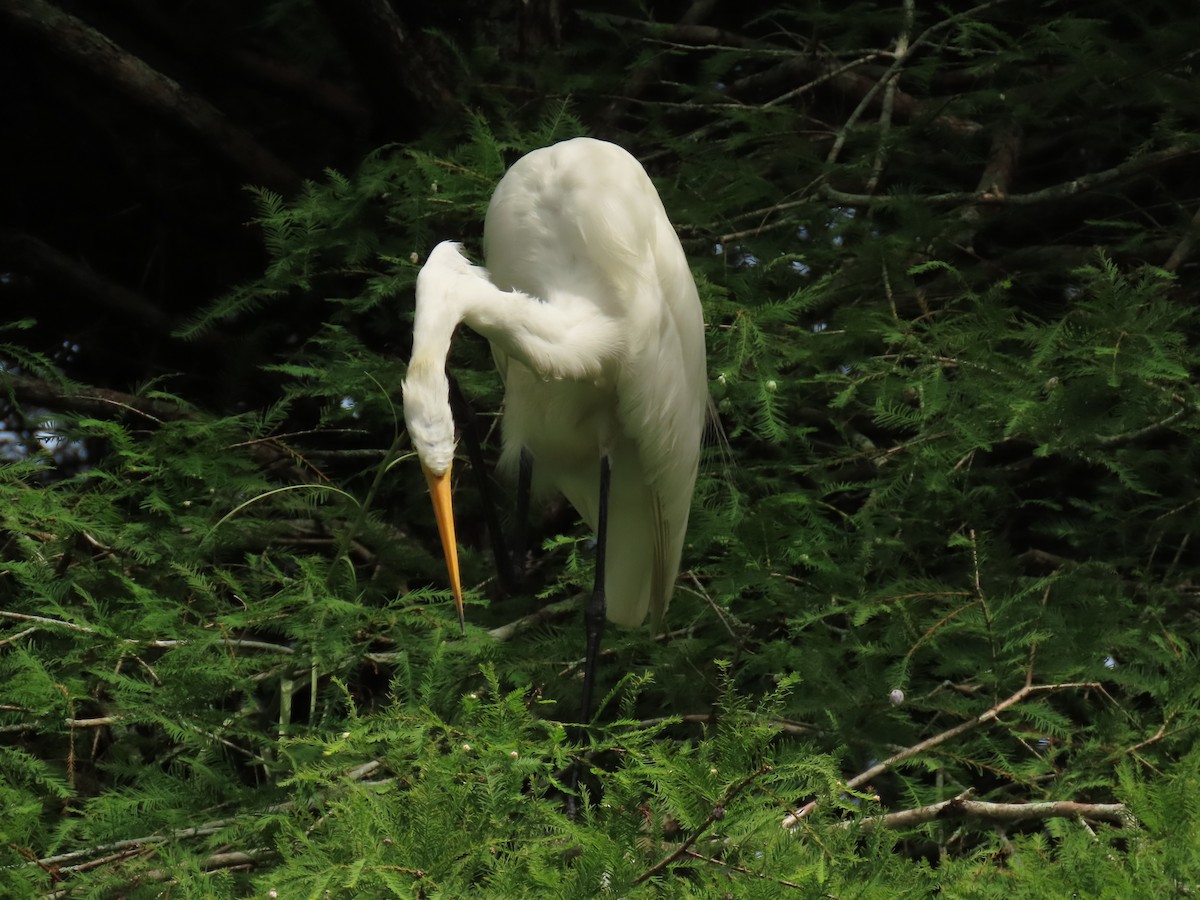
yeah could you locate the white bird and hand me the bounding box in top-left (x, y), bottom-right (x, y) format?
top-left (402, 137), bottom-right (708, 719)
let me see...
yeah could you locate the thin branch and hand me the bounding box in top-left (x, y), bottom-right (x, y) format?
top-left (1092, 404), bottom-right (1191, 447)
top-left (2, 373), bottom-right (189, 425)
top-left (33, 759), bottom-right (385, 872)
top-left (2, 372), bottom-right (311, 480)
top-left (823, 143), bottom-right (1200, 208)
top-left (636, 713), bottom-right (820, 738)
top-left (783, 675), bottom-right (1102, 828)
top-left (0, 609), bottom-right (99, 634)
top-left (151, 638), bottom-right (295, 654)
top-left (683, 848), bottom-right (807, 889)
top-left (0, 626), bottom-right (39, 648)
top-left (851, 795), bottom-right (1133, 833)
top-left (486, 595), bottom-right (583, 642)
top-left (863, 0), bottom-right (914, 195)
top-left (634, 764), bottom-right (772, 885)
top-left (762, 53), bottom-right (891, 109)
top-left (1163, 201), bottom-right (1200, 272)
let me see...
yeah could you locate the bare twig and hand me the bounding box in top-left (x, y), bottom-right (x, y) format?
top-left (0, 609), bottom-right (100, 634)
top-left (33, 759), bottom-right (385, 877)
top-left (683, 848), bottom-right (807, 889)
top-left (486, 595), bottom-right (583, 642)
top-left (851, 795), bottom-right (1133, 833)
top-left (823, 143), bottom-right (1200, 208)
top-left (783, 672), bottom-right (1102, 828)
top-left (863, 0), bottom-right (914, 195)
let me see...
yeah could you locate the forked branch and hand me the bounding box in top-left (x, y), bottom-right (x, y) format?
top-left (783, 670), bottom-right (1102, 828)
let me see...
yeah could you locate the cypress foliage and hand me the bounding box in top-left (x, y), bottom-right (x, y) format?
top-left (3, 1), bottom-right (1200, 894)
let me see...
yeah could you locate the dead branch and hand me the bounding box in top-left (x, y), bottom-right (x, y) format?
top-left (487, 595), bottom-right (584, 642)
top-left (783, 672), bottom-right (1103, 828)
top-left (852, 795), bottom-right (1132, 832)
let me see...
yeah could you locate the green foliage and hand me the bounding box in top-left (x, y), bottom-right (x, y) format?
top-left (5, 0), bottom-right (1200, 895)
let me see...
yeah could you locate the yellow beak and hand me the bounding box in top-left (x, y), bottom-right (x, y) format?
top-left (422, 461), bottom-right (465, 633)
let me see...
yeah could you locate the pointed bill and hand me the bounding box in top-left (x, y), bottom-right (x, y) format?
top-left (422, 461), bottom-right (465, 634)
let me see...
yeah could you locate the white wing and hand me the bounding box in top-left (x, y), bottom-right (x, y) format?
top-left (480, 138), bottom-right (707, 628)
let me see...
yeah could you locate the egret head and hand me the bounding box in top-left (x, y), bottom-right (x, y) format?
top-left (402, 357), bottom-right (456, 476)
top-left (402, 355), bottom-right (465, 631)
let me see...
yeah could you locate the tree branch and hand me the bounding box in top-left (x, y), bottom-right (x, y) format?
top-left (852, 794), bottom-right (1133, 833)
top-left (823, 143), bottom-right (1200, 209)
top-left (2, 373), bottom-right (191, 424)
top-left (487, 595), bottom-right (583, 642)
top-left (0, 230), bottom-right (170, 331)
top-left (783, 674), bottom-right (1102, 828)
top-left (1164, 201), bottom-right (1200, 273)
top-left (1, 373), bottom-right (310, 481)
top-left (313, 0), bottom-right (457, 136)
top-left (104, 0), bottom-right (370, 132)
top-left (0, 0), bottom-right (300, 191)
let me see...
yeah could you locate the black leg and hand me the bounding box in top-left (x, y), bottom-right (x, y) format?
top-left (580, 454), bottom-right (611, 725)
top-left (447, 373), bottom-right (518, 596)
top-left (511, 448), bottom-right (532, 588)
top-left (569, 454), bottom-right (611, 816)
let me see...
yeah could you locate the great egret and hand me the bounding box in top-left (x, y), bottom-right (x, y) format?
top-left (402, 137), bottom-right (707, 720)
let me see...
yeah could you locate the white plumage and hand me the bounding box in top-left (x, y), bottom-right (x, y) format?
top-left (402, 137), bottom-right (707, 631)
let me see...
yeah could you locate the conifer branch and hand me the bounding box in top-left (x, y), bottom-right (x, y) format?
top-left (635, 763), bottom-right (773, 885)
